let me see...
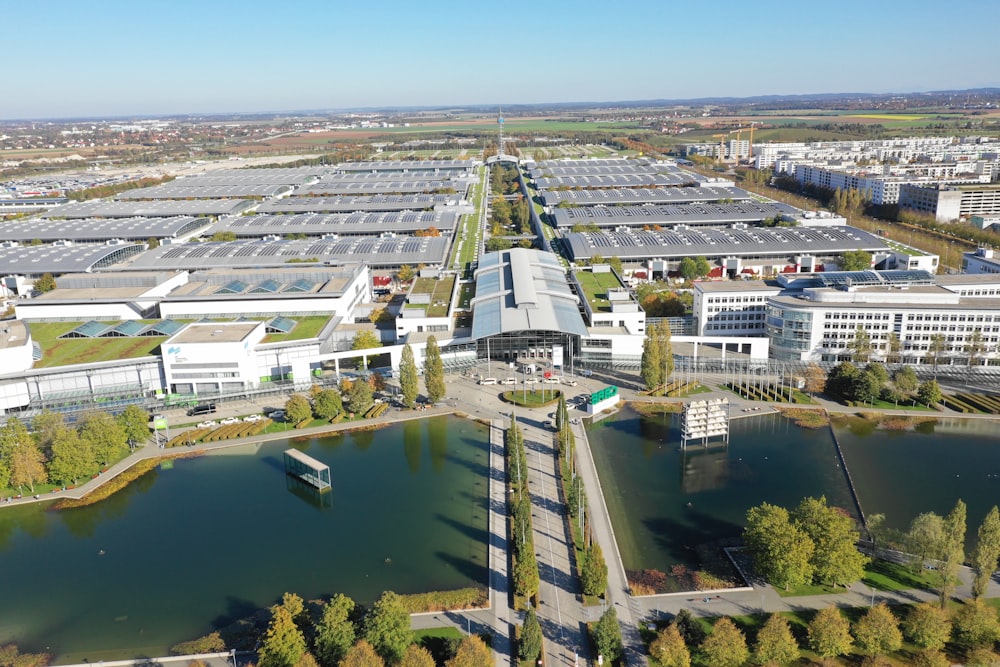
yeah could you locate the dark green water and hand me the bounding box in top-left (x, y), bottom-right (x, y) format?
top-left (0, 416), bottom-right (489, 663)
top-left (834, 416), bottom-right (1000, 551)
top-left (587, 407), bottom-right (855, 573)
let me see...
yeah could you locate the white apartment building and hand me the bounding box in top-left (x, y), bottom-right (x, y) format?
top-left (899, 184), bottom-right (1000, 222)
top-left (963, 248), bottom-right (1000, 275)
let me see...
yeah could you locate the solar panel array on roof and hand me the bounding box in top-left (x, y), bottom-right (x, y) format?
top-left (534, 174), bottom-right (690, 190)
top-left (209, 211), bottom-right (457, 237)
top-left (42, 199), bottom-right (252, 218)
top-left (299, 180), bottom-right (452, 196)
top-left (117, 184), bottom-right (291, 200)
top-left (542, 186), bottom-right (753, 209)
top-left (0, 243), bottom-right (144, 274)
top-left (257, 194), bottom-right (454, 213)
top-left (0, 216), bottom-right (210, 243)
top-left (334, 160), bottom-right (476, 172)
top-left (266, 317), bottom-right (297, 334)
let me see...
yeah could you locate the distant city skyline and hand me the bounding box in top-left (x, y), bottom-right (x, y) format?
top-left (4, 0), bottom-right (1000, 120)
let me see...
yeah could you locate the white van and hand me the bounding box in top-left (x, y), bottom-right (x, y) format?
top-left (479, 377), bottom-right (498, 385)
top-left (501, 378), bottom-right (518, 385)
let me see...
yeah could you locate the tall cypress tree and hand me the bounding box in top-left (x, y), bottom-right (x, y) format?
top-left (399, 343), bottom-right (419, 408)
top-left (424, 335), bottom-right (446, 404)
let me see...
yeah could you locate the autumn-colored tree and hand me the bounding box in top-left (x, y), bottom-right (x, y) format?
top-left (854, 603), bottom-right (902, 657)
top-left (807, 606), bottom-right (853, 659)
top-left (339, 640), bottom-right (384, 667)
top-left (445, 635), bottom-right (492, 667)
top-left (399, 645), bottom-right (434, 667)
top-left (363, 591), bottom-right (411, 665)
top-left (744, 503), bottom-right (814, 591)
top-left (953, 599), bottom-right (1000, 649)
top-left (903, 603), bottom-right (952, 651)
top-left (314, 594), bottom-right (356, 667)
top-left (285, 394), bottom-right (313, 424)
top-left (649, 623), bottom-right (690, 667)
top-left (972, 506), bottom-right (1000, 599)
top-left (423, 336), bottom-right (445, 404)
top-left (258, 606), bottom-right (307, 667)
top-left (700, 617), bottom-right (749, 667)
top-left (753, 614), bottom-right (800, 666)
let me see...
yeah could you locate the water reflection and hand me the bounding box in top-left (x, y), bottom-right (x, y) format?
top-left (285, 474), bottom-right (332, 510)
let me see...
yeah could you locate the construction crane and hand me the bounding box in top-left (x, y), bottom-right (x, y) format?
top-left (711, 133), bottom-right (728, 163)
top-left (728, 122), bottom-right (757, 161)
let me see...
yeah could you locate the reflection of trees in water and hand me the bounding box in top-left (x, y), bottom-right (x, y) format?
top-left (352, 429), bottom-right (375, 451)
top-left (403, 421), bottom-right (422, 473)
top-left (60, 469), bottom-right (159, 539)
top-left (0, 503), bottom-right (51, 547)
top-left (429, 417), bottom-right (448, 472)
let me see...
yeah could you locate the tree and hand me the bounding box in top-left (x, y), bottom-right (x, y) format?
top-left (315, 594), bottom-right (356, 667)
top-left (753, 613), bottom-right (800, 666)
top-left (117, 405), bottom-right (151, 447)
top-left (792, 496), bottom-right (869, 587)
top-left (965, 648), bottom-right (1000, 667)
top-left (701, 617), bottom-right (749, 667)
top-left (826, 362), bottom-right (860, 399)
top-left (744, 503), bottom-right (814, 591)
top-left (966, 329), bottom-right (987, 366)
top-left (285, 394), bottom-right (313, 425)
top-left (853, 369), bottom-right (882, 405)
top-left (78, 411), bottom-right (129, 466)
top-left (513, 548), bottom-right (539, 598)
top-left (972, 506), bottom-right (1000, 599)
top-left (423, 336), bottom-right (445, 404)
top-left (34, 273), bottom-right (57, 293)
top-left (259, 606), bottom-right (307, 667)
top-left (340, 641), bottom-right (384, 667)
top-left (399, 344), bottom-right (419, 409)
top-left (363, 591), bottom-right (411, 665)
top-left (347, 379), bottom-right (374, 415)
top-left (0, 418), bottom-right (31, 488)
top-left (953, 599), bottom-right (1000, 649)
top-left (917, 379), bottom-right (942, 407)
top-left (892, 365), bottom-right (919, 395)
top-left (649, 623), bottom-right (690, 667)
top-left (519, 608), bottom-right (542, 663)
top-left (445, 635), bottom-right (491, 667)
top-left (906, 512), bottom-right (946, 571)
top-left (804, 363), bottom-right (826, 397)
top-left (903, 603), bottom-right (952, 651)
top-left (146, 236), bottom-right (160, 249)
top-left (47, 427), bottom-right (97, 485)
top-left (849, 326), bottom-right (873, 363)
top-left (352, 330), bottom-right (382, 352)
top-left (912, 648), bottom-right (951, 667)
top-left (399, 645), bottom-right (434, 667)
top-left (313, 389), bottom-right (343, 421)
top-left (397, 265), bottom-right (414, 283)
top-left (938, 499), bottom-right (967, 607)
top-left (694, 256), bottom-right (711, 278)
top-left (640, 321), bottom-right (664, 390)
top-left (277, 592), bottom-right (308, 631)
top-left (807, 606), bottom-right (853, 658)
top-left (608, 255), bottom-right (623, 276)
top-left (854, 603), bottom-right (903, 657)
top-left (9, 437), bottom-right (46, 494)
top-left (927, 334), bottom-right (947, 374)
top-left (581, 542), bottom-right (608, 597)
top-left (673, 609), bottom-right (706, 646)
top-left (592, 607), bottom-right (623, 664)
top-left (886, 332), bottom-right (902, 364)
top-left (678, 256), bottom-right (697, 279)
top-left (840, 249), bottom-right (872, 271)
top-left (211, 231), bottom-right (237, 242)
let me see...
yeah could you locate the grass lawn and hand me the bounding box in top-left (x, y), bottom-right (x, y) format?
top-left (406, 275), bottom-right (456, 317)
top-left (262, 315), bottom-right (333, 342)
top-left (573, 269), bottom-right (625, 312)
top-left (862, 558), bottom-right (952, 592)
top-left (503, 389), bottom-right (563, 407)
top-left (457, 282), bottom-right (475, 309)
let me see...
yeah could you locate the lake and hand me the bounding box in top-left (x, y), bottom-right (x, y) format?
top-left (0, 415), bottom-right (489, 663)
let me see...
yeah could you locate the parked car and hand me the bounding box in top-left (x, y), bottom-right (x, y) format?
top-left (523, 377), bottom-right (539, 385)
top-left (187, 402), bottom-right (217, 417)
top-left (243, 414), bottom-right (262, 423)
top-left (562, 379), bottom-right (579, 386)
top-left (270, 410), bottom-right (286, 421)
top-left (197, 420), bottom-right (217, 428)
top-left (542, 378), bottom-right (560, 384)
top-left (219, 417), bottom-right (239, 425)
top-left (478, 378), bottom-right (498, 385)
top-left (501, 377), bottom-right (517, 385)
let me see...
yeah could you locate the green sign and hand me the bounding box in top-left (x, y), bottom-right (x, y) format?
top-left (153, 416), bottom-right (168, 431)
top-left (590, 385), bottom-right (618, 404)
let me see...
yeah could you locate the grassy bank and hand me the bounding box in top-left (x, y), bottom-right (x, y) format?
top-left (51, 453), bottom-right (202, 510)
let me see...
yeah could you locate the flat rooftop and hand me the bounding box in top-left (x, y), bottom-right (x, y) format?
top-left (0, 321), bottom-right (29, 351)
top-left (42, 199), bottom-right (253, 218)
top-left (534, 173), bottom-right (694, 190)
top-left (542, 186), bottom-right (752, 208)
top-left (257, 194), bottom-right (456, 213)
top-left (209, 211), bottom-right (459, 237)
top-left (170, 321), bottom-right (261, 344)
top-left (334, 159), bottom-right (477, 172)
top-left (0, 216), bottom-right (209, 242)
top-left (573, 269), bottom-right (629, 312)
top-left (551, 200), bottom-right (798, 228)
top-left (298, 180), bottom-right (462, 196)
top-left (117, 184), bottom-right (291, 199)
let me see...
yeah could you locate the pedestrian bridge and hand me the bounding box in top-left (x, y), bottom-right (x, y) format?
top-left (283, 448), bottom-right (331, 491)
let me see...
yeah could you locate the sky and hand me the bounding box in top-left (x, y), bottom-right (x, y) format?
top-left (3, 0), bottom-right (999, 120)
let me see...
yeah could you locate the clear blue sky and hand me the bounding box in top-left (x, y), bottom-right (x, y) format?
top-left (4, 0), bottom-right (999, 119)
